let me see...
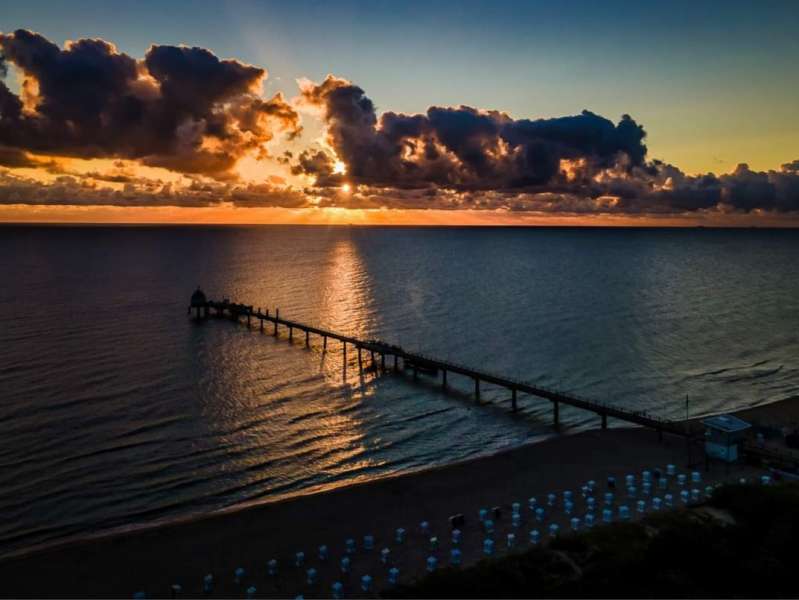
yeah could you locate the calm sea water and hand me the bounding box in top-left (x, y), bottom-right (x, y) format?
top-left (0, 225), bottom-right (797, 557)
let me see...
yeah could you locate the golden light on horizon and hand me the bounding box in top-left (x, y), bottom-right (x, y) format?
top-left (341, 183), bottom-right (352, 194)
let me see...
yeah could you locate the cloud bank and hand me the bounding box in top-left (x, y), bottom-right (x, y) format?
top-left (1, 30), bottom-right (797, 219)
top-left (0, 29), bottom-right (299, 177)
top-left (296, 76), bottom-right (799, 215)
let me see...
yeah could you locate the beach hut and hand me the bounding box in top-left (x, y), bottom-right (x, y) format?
top-left (702, 414), bottom-right (751, 462)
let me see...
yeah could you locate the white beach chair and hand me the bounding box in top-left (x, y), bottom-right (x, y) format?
top-left (452, 528), bottom-right (462, 545)
top-left (483, 538), bottom-right (495, 555)
top-left (484, 519), bottom-right (495, 535)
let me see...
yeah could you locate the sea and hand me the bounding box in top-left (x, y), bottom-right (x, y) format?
top-left (0, 225), bottom-right (797, 557)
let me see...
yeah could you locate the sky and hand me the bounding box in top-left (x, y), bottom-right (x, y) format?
top-left (0, 0), bottom-right (798, 225)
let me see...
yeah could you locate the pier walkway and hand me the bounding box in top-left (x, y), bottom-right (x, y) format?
top-left (190, 297), bottom-right (684, 437)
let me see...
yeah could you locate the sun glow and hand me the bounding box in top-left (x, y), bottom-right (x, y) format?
top-left (333, 160), bottom-right (347, 175)
top-left (341, 183), bottom-right (351, 194)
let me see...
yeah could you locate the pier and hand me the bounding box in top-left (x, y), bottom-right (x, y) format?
top-left (190, 294), bottom-right (684, 437)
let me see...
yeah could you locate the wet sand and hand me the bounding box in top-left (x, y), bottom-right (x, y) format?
top-left (0, 411), bottom-right (770, 599)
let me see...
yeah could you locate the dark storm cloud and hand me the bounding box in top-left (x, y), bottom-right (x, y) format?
top-left (0, 30), bottom-right (300, 176)
top-left (298, 75), bottom-right (648, 190)
top-left (297, 75), bottom-right (799, 215)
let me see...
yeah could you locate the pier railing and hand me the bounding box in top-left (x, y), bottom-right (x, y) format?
top-left (191, 299), bottom-right (684, 437)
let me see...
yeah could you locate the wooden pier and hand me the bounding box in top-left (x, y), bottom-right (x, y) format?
top-left (191, 295), bottom-right (684, 437)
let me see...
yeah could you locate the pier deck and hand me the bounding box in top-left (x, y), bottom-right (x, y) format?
top-left (192, 298), bottom-right (684, 437)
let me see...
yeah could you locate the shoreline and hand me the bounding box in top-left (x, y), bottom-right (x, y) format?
top-left (1, 396), bottom-right (795, 597)
top-left (0, 431), bottom-right (560, 564)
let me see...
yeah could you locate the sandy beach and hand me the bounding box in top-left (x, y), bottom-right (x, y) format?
top-left (4, 392), bottom-right (792, 599)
